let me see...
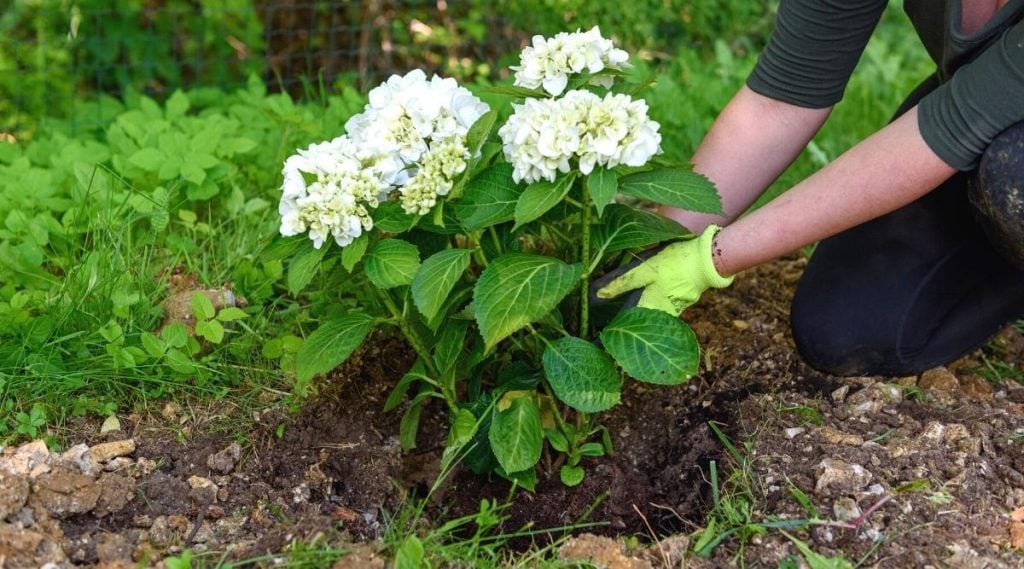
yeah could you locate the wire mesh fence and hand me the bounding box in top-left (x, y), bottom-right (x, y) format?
top-left (1, 0), bottom-right (775, 136)
top-left (0, 0), bottom-right (527, 134)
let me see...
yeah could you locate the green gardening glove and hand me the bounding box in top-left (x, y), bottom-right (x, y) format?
top-left (595, 225), bottom-right (734, 315)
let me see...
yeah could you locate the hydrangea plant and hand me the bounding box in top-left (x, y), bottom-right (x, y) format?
top-left (280, 28), bottom-right (722, 488)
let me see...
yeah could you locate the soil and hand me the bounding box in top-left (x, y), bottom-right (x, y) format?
top-left (4, 256), bottom-right (1024, 568)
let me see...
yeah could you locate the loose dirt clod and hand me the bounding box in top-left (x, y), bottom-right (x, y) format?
top-left (206, 442), bottom-right (241, 474)
top-left (558, 534), bottom-right (652, 569)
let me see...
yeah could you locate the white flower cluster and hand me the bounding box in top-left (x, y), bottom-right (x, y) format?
top-left (498, 90), bottom-right (661, 184)
top-left (512, 27), bottom-right (629, 96)
top-left (279, 70), bottom-right (488, 248)
top-left (279, 137), bottom-right (387, 249)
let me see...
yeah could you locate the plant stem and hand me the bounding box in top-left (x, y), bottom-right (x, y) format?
top-left (579, 178), bottom-right (592, 339)
top-left (378, 289), bottom-right (438, 377)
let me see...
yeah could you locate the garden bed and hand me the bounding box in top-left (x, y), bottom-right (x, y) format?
top-left (3, 256), bottom-right (1024, 567)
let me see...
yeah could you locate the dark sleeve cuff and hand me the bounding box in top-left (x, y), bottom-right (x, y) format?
top-left (746, 0), bottom-right (888, 109)
top-left (918, 20), bottom-right (1024, 171)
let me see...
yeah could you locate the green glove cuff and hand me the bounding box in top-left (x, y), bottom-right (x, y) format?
top-left (696, 225), bottom-right (734, 289)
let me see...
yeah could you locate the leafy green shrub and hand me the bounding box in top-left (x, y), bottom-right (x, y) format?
top-left (0, 77), bottom-right (367, 438)
top-left (280, 33), bottom-right (722, 488)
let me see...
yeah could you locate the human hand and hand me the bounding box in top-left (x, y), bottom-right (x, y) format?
top-left (593, 225), bottom-right (733, 315)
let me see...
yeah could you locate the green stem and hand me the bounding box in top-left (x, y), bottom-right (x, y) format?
top-left (378, 289), bottom-right (438, 377)
top-left (580, 179), bottom-right (593, 339)
top-left (468, 231), bottom-right (488, 268)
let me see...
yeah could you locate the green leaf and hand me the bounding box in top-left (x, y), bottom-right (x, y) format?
top-left (465, 109), bottom-right (499, 156)
top-left (384, 362), bottom-right (431, 412)
top-left (287, 241), bottom-right (329, 295)
top-left (180, 161), bottom-right (207, 185)
top-left (488, 396), bottom-right (543, 474)
top-left (400, 390), bottom-right (433, 450)
top-left (129, 148), bottom-right (164, 172)
top-left (364, 239), bottom-right (421, 289)
top-left (618, 168), bottom-right (722, 214)
top-left (455, 164), bottom-right (521, 230)
top-left (373, 201), bottom-right (417, 233)
top-left (296, 313), bottom-right (376, 383)
top-left (434, 320), bottom-right (468, 376)
top-left (513, 174), bottom-right (575, 230)
top-left (164, 349), bottom-right (195, 374)
top-left (216, 307), bottom-right (247, 322)
top-left (560, 465), bottom-right (585, 487)
top-left (412, 249), bottom-right (472, 321)
top-left (140, 332), bottom-right (166, 357)
top-left (542, 337), bottom-right (621, 412)
top-left (545, 428), bottom-right (569, 453)
top-left (600, 307), bottom-right (699, 385)
top-left (197, 319), bottom-right (225, 344)
top-left (190, 293), bottom-right (216, 321)
top-left (395, 535), bottom-right (425, 569)
top-left (481, 84), bottom-right (547, 98)
top-left (451, 408), bottom-right (477, 446)
top-left (341, 234), bottom-right (369, 272)
top-left (161, 323), bottom-right (188, 349)
top-left (473, 253), bottom-right (582, 350)
top-left (592, 204), bottom-right (689, 255)
top-left (587, 168), bottom-right (618, 218)
top-left (782, 531), bottom-right (854, 569)
top-left (165, 90), bottom-right (190, 119)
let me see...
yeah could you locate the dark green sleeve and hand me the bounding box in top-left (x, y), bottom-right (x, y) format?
top-left (746, 0), bottom-right (888, 108)
top-left (918, 19), bottom-right (1024, 170)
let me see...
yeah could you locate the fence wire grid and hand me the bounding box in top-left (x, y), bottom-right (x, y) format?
top-left (2, 1), bottom-right (776, 135)
top-left (0, 1), bottom-right (528, 134)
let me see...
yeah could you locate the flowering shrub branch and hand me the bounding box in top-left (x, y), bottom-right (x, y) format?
top-left (278, 28), bottom-right (723, 489)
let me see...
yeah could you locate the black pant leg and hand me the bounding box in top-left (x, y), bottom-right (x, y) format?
top-left (790, 166), bottom-right (1024, 377)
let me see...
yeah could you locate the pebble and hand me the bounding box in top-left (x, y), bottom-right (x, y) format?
top-left (831, 385), bottom-right (850, 403)
top-left (815, 458), bottom-right (873, 495)
top-left (784, 427), bottom-right (805, 439)
top-left (832, 497), bottom-right (862, 521)
top-left (99, 415), bottom-right (122, 434)
top-left (960, 375), bottom-right (995, 402)
top-left (816, 426), bottom-right (865, 446)
top-left (86, 440), bottom-right (136, 463)
top-left (843, 383), bottom-right (903, 417)
top-left (919, 366), bottom-right (962, 405)
top-left (0, 469), bottom-right (30, 519)
top-left (207, 442), bottom-right (242, 474)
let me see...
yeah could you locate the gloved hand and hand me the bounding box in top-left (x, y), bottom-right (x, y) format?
top-left (594, 225), bottom-right (734, 315)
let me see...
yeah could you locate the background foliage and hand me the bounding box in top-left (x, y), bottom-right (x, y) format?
top-left (0, 0), bottom-right (935, 441)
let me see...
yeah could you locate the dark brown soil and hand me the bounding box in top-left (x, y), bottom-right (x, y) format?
top-left (6, 256), bottom-right (1024, 567)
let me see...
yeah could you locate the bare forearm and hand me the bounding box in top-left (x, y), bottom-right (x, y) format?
top-left (712, 106), bottom-right (956, 276)
top-left (660, 86), bottom-right (831, 231)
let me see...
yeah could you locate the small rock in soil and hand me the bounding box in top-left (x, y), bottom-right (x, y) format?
top-left (815, 459), bottom-right (873, 495)
top-left (87, 439), bottom-right (136, 463)
top-left (94, 473), bottom-right (136, 517)
top-left (207, 442), bottom-right (241, 474)
top-left (0, 522), bottom-right (68, 567)
top-left (919, 366), bottom-right (962, 405)
top-left (831, 385), bottom-right (850, 403)
top-left (3, 440), bottom-right (50, 477)
top-left (96, 532), bottom-right (133, 564)
top-left (188, 475), bottom-right (218, 504)
top-left (816, 426), bottom-right (865, 446)
top-left (100, 415), bottom-right (122, 434)
top-left (558, 534), bottom-right (652, 569)
top-left (58, 443), bottom-right (101, 477)
top-left (0, 470), bottom-right (29, 520)
top-left (30, 469), bottom-right (102, 518)
top-left (784, 427), bottom-right (805, 439)
top-left (332, 544), bottom-right (387, 569)
top-left (843, 383), bottom-right (902, 417)
top-left (148, 515), bottom-right (190, 548)
top-left (960, 374), bottom-right (995, 401)
top-left (946, 541), bottom-right (1010, 569)
top-left (832, 497), bottom-right (862, 521)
